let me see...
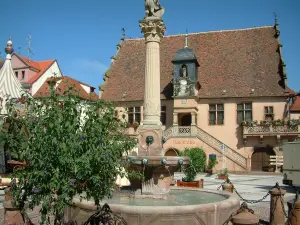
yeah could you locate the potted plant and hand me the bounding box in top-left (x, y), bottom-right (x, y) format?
top-left (1, 86), bottom-right (137, 225)
top-left (217, 168), bottom-right (229, 180)
top-left (177, 147), bottom-right (206, 188)
top-left (206, 157), bottom-right (218, 175)
top-left (133, 121), bottom-right (139, 130)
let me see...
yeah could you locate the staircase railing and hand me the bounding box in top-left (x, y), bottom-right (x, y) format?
top-left (163, 125), bottom-right (247, 169)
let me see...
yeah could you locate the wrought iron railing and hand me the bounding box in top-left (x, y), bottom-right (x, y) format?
top-left (163, 125), bottom-right (247, 169)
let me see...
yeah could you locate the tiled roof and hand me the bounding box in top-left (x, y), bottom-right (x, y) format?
top-left (288, 89), bottom-right (300, 111)
top-left (34, 76), bottom-right (98, 101)
top-left (14, 54), bottom-right (56, 84)
top-left (28, 60), bottom-right (56, 83)
top-left (102, 26), bottom-right (287, 101)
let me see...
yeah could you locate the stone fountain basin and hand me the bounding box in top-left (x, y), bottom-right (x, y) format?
top-left (126, 156), bottom-right (189, 165)
top-left (68, 187), bottom-right (240, 225)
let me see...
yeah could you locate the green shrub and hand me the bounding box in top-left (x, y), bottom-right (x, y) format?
top-left (181, 147), bottom-right (206, 182)
top-left (0, 86), bottom-right (136, 225)
top-left (207, 157), bottom-right (218, 170)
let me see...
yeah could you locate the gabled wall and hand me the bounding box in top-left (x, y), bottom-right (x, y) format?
top-left (31, 61), bottom-right (62, 95)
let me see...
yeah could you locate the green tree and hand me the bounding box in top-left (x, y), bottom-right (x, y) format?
top-left (0, 86), bottom-right (136, 225)
top-left (181, 147), bottom-right (206, 182)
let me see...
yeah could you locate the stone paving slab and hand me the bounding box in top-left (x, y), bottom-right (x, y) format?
top-left (0, 173), bottom-right (297, 224)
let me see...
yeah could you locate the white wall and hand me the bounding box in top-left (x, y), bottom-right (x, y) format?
top-left (80, 84), bottom-right (91, 94)
top-left (31, 61), bottom-right (62, 95)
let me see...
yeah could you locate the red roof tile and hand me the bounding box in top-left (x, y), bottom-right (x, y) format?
top-left (34, 76), bottom-right (98, 101)
top-left (102, 26), bottom-right (287, 101)
top-left (28, 60), bottom-right (56, 83)
top-left (16, 54), bottom-right (41, 70)
top-left (287, 88), bottom-right (300, 111)
top-left (14, 54), bottom-right (56, 84)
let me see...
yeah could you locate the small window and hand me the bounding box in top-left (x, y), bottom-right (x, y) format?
top-left (161, 106), bottom-right (166, 125)
top-left (21, 71), bottom-right (25, 79)
top-left (237, 103), bottom-right (253, 123)
top-left (264, 106), bottom-right (274, 121)
top-left (209, 104), bottom-right (224, 125)
top-left (15, 71), bottom-right (18, 78)
top-left (128, 107), bottom-right (141, 124)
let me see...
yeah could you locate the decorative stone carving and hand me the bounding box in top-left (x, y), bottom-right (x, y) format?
top-left (173, 76), bottom-right (195, 97)
top-left (144, 0), bottom-right (165, 19)
top-left (138, 128), bottom-right (163, 156)
top-left (143, 100), bottom-right (160, 117)
top-left (139, 19), bottom-right (166, 43)
top-left (181, 65), bottom-right (188, 78)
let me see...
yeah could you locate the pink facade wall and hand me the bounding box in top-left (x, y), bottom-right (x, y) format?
top-left (11, 55), bottom-right (36, 83)
top-left (118, 95), bottom-right (299, 172)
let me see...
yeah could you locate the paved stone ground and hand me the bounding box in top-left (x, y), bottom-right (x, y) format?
top-left (175, 172), bottom-right (298, 223)
top-left (0, 173), bottom-right (297, 224)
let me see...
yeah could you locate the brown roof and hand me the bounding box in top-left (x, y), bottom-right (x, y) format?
top-left (34, 76), bottom-right (98, 101)
top-left (288, 89), bottom-right (300, 111)
top-left (102, 26), bottom-right (287, 101)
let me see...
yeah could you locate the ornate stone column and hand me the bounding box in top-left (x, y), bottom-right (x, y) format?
top-left (173, 112), bottom-right (178, 126)
top-left (139, 19), bottom-right (166, 126)
top-left (191, 112), bottom-right (196, 126)
top-left (137, 16), bottom-right (166, 156)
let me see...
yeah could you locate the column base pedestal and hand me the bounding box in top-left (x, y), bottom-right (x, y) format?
top-left (138, 125), bottom-right (163, 156)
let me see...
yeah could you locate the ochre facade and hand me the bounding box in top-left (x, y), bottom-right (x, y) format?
top-left (101, 25), bottom-right (300, 172)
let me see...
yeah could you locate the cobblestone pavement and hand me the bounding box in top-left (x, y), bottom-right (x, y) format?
top-left (0, 173), bottom-right (297, 225)
top-left (175, 172), bottom-right (298, 222)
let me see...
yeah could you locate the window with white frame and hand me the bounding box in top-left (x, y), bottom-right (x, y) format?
top-left (237, 103), bottom-right (252, 123)
top-left (128, 107), bottom-right (141, 124)
top-left (209, 104), bottom-right (224, 125)
top-left (264, 106), bottom-right (274, 121)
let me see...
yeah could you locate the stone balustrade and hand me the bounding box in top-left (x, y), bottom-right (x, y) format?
top-left (243, 124), bottom-right (300, 136)
top-left (163, 125), bottom-right (247, 169)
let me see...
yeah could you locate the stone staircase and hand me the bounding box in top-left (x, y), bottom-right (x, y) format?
top-left (163, 125), bottom-right (247, 169)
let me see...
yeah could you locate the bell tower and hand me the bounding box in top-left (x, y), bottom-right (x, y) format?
top-left (172, 34), bottom-right (199, 97)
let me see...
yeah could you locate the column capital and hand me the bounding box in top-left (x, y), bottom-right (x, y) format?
top-left (139, 19), bottom-right (166, 43)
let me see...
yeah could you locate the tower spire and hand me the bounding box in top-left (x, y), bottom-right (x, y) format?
top-left (274, 12), bottom-right (278, 26)
top-left (121, 28), bottom-right (125, 40)
top-left (5, 37), bottom-right (14, 59)
top-left (184, 29), bottom-right (188, 48)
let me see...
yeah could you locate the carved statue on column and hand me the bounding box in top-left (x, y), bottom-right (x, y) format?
top-left (144, 0), bottom-right (165, 19)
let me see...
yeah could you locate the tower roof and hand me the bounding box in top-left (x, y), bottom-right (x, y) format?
top-left (0, 38), bottom-right (24, 114)
top-left (172, 47), bottom-right (199, 63)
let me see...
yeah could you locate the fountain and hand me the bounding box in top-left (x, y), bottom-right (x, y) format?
top-left (67, 1), bottom-right (240, 224)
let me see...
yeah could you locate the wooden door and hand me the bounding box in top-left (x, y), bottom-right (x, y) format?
top-left (165, 149), bottom-right (178, 156)
top-left (251, 147), bottom-right (275, 171)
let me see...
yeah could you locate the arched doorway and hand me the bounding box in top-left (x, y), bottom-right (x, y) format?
top-left (179, 114), bottom-right (191, 126)
top-left (251, 146), bottom-right (275, 171)
top-left (164, 148), bottom-right (179, 156)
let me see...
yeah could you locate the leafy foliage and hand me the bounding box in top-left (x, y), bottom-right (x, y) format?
top-left (207, 157), bottom-right (218, 170)
top-left (218, 168), bottom-right (228, 176)
top-left (181, 147), bottom-right (206, 182)
top-left (0, 86), bottom-right (137, 224)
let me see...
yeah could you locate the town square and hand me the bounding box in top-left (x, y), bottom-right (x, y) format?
top-left (0, 0), bottom-right (299, 224)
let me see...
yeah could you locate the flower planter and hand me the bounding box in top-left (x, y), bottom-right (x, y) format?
top-left (217, 175), bottom-right (228, 180)
top-left (206, 169), bottom-right (213, 175)
top-left (177, 179), bottom-right (203, 188)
